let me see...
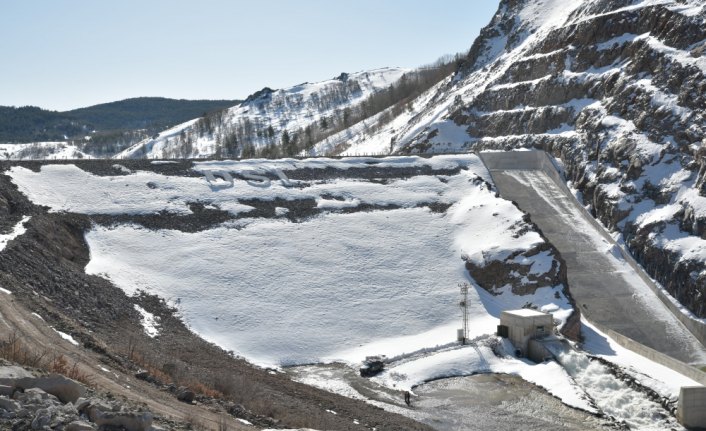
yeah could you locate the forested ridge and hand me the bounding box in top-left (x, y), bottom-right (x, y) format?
top-left (0, 97), bottom-right (240, 149)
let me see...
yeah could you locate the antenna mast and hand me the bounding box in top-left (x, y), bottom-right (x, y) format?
top-left (459, 283), bottom-right (469, 344)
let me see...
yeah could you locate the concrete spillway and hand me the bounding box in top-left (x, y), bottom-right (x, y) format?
top-left (479, 151), bottom-right (706, 365)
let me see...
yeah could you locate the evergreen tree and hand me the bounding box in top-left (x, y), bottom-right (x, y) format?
top-left (281, 130), bottom-right (297, 156)
top-left (223, 132), bottom-right (238, 158)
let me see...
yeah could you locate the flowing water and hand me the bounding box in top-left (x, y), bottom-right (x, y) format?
top-left (554, 349), bottom-right (681, 430)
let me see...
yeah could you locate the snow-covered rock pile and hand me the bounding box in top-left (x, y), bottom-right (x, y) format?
top-left (349, 0), bottom-right (706, 319)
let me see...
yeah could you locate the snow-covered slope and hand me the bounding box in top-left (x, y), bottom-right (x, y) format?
top-left (8, 156), bottom-right (574, 366)
top-left (116, 68), bottom-right (408, 159)
top-left (334, 0), bottom-right (706, 320)
top-left (0, 142), bottom-right (91, 160)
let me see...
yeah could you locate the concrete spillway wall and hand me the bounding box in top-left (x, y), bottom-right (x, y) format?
top-left (479, 151), bottom-right (706, 368)
top-left (594, 323), bottom-right (706, 386)
top-left (479, 149), bottom-right (706, 350)
top-left (480, 150), bottom-right (706, 428)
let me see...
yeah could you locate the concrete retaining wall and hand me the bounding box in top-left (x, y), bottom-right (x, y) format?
top-left (479, 149), bottom-right (706, 350)
top-left (593, 323), bottom-right (706, 386)
top-left (528, 339), bottom-right (552, 363)
top-left (678, 386), bottom-right (706, 429)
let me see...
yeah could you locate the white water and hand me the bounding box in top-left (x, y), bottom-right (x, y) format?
top-left (556, 349), bottom-right (681, 430)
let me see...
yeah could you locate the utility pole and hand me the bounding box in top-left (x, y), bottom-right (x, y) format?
top-left (459, 283), bottom-right (470, 344)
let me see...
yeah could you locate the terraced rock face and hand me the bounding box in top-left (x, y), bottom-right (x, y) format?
top-left (378, 0), bottom-right (706, 318)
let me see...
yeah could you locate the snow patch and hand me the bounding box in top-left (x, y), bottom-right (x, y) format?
top-left (134, 304), bottom-right (160, 338)
top-left (51, 328), bottom-right (80, 346)
top-left (0, 216), bottom-right (31, 251)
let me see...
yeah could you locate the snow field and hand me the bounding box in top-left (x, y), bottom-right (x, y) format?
top-left (86, 208), bottom-right (472, 366)
top-left (8, 155), bottom-right (487, 216)
top-left (4, 155), bottom-right (570, 367)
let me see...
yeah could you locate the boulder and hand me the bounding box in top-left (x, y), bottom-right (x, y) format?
top-left (22, 388), bottom-right (53, 400)
top-left (0, 397), bottom-right (21, 412)
top-left (0, 384), bottom-right (13, 396)
top-left (92, 410), bottom-right (153, 431)
top-left (65, 420), bottom-right (97, 431)
top-left (85, 400), bottom-right (118, 422)
top-left (74, 397), bottom-right (90, 411)
top-left (176, 387), bottom-right (195, 403)
top-left (14, 374), bottom-right (85, 403)
top-left (134, 369), bottom-right (150, 380)
top-left (14, 387), bottom-right (61, 407)
top-left (30, 407), bottom-right (52, 430)
top-left (0, 365), bottom-right (34, 382)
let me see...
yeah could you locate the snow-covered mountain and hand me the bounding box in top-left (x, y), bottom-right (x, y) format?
top-left (116, 67), bottom-right (410, 159)
top-left (331, 0), bottom-right (706, 319)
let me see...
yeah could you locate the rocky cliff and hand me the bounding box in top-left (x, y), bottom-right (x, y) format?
top-left (368, 0), bottom-right (706, 317)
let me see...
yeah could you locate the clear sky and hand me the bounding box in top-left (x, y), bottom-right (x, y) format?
top-left (0, 1), bottom-right (499, 111)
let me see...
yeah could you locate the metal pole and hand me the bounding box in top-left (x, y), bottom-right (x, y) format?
top-left (459, 283), bottom-right (469, 344)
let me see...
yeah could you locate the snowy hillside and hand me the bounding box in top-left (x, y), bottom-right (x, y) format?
top-left (328, 0), bottom-right (706, 321)
top-left (0, 141), bottom-right (91, 160)
top-left (116, 68), bottom-right (408, 159)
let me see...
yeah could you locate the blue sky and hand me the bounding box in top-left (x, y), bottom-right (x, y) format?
top-left (0, 1), bottom-right (499, 111)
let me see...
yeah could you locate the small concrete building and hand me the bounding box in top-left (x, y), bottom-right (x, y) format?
top-left (498, 309), bottom-right (554, 362)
